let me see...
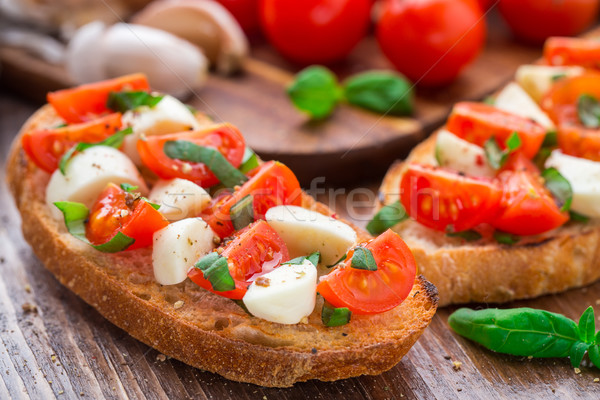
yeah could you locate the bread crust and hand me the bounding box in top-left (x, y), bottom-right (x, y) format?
top-left (6, 105), bottom-right (438, 387)
top-left (378, 131), bottom-right (600, 307)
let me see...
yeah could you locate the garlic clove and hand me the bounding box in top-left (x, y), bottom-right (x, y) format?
top-left (65, 21), bottom-right (108, 83)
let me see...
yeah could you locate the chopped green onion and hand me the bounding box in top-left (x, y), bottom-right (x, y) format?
top-left (106, 91), bottom-right (163, 113)
top-left (239, 147), bottom-right (259, 174)
top-left (366, 201), bottom-right (408, 236)
top-left (230, 194), bottom-right (254, 231)
top-left (321, 303), bottom-right (351, 327)
top-left (542, 167), bottom-right (573, 212)
top-left (194, 252), bottom-right (235, 292)
top-left (493, 230), bottom-right (520, 245)
top-left (53, 201), bottom-right (135, 252)
top-left (163, 140), bottom-right (248, 188)
top-left (283, 252), bottom-right (321, 267)
top-left (350, 247), bottom-right (377, 271)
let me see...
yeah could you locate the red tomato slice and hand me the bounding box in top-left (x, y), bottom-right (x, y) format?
top-left (47, 74), bottom-right (149, 123)
top-left (446, 102), bottom-right (546, 159)
top-left (187, 221), bottom-right (289, 299)
top-left (21, 113), bottom-right (122, 173)
top-left (86, 183), bottom-right (169, 250)
top-left (317, 229), bottom-right (417, 315)
top-left (492, 168), bottom-right (569, 236)
top-left (544, 37), bottom-right (600, 68)
top-left (400, 163), bottom-right (502, 232)
top-left (202, 160), bottom-right (303, 238)
top-left (137, 123), bottom-right (245, 188)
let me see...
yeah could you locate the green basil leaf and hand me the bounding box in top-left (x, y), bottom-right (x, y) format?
top-left (542, 131), bottom-right (558, 148)
top-left (343, 71), bottom-right (413, 116)
top-left (493, 230), bottom-right (520, 245)
top-left (147, 201), bottom-right (161, 210)
top-left (239, 147), bottom-right (259, 174)
top-left (577, 94), bottom-right (600, 128)
top-left (350, 247), bottom-right (377, 271)
top-left (366, 201), bottom-right (408, 236)
top-left (230, 194), bottom-right (254, 231)
top-left (448, 307), bottom-right (579, 358)
top-left (506, 132), bottom-right (522, 152)
top-left (287, 66), bottom-right (342, 119)
top-left (551, 73), bottom-right (567, 82)
top-left (282, 252), bottom-right (321, 267)
top-left (59, 127), bottom-right (133, 175)
top-left (107, 91), bottom-right (163, 113)
top-left (53, 201), bottom-right (135, 253)
top-left (321, 303), bottom-right (351, 327)
top-left (579, 306), bottom-right (596, 344)
top-left (194, 252), bottom-right (235, 292)
top-left (596, 330), bottom-right (600, 345)
top-left (569, 341), bottom-right (589, 367)
top-left (570, 210), bottom-right (590, 223)
top-left (484, 137), bottom-right (506, 169)
top-left (120, 183), bottom-right (139, 193)
top-left (589, 345), bottom-right (600, 368)
top-left (326, 253), bottom-right (346, 269)
top-left (163, 140), bottom-right (248, 188)
top-left (542, 167), bottom-right (573, 212)
top-left (446, 229), bottom-right (482, 242)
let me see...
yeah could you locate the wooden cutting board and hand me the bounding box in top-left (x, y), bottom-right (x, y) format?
top-left (0, 14), bottom-right (543, 185)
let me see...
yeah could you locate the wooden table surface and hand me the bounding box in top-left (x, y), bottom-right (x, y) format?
top-left (3, 91), bottom-right (600, 399)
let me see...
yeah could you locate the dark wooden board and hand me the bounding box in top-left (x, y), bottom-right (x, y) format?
top-left (3, 94), bottom-right (600, 399)
top-left (0, 13), bottom-right (545, 185)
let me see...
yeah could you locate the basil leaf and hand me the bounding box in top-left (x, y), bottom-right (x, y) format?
top-left (579, 306), bottom-right (596, 344)
top-left (589, 345), bottom-right (600, 368)
top-left (448, 307), bottom-right (580, 358)
top-left (326, 253), bottom-right (346, 269)
top-left (577, 94), bottom-right (600, 128)
top-left (287, 66), bottom-right (342, 119)
top-left (230, 194), bottom-right (254, 231)
top-left (53, 201), bottom-right (135, 253)
top-left (59, 127), bottom-right (133, 175)
top-left (366, 201), bottom-right (408, 236)
top-left (350, 247), bottom-right (377, 271)
top-left (343, 71), bottom-right (413, 116)
top-left (239, 147), bottom-right (259, 174)
top-left (484, 137), bottom-right (506, 169)
top-left (570, 210), bottom-right (590, 223)
top-left (542, 167), bottom-right (573, 212)
top-left (551, 73), bottom-right (567, 82)
top-left (120, 183), bottom-right (139, 192)
top-left (506, 132), bottom-right (522, 152)
top-left (493, 230), bottom-right (520, 245)
top-left (446, 230), bottom-right (482, 242)
top-left (194, 252), bottom-right (235, 292)
top-left (164, 140), bottom-right (248, 188)
top-left (542, 131), bottom-right (558, 148)
top-left (569, 341), bottom-right (589, 367)
top-left (321, 303), bottom-right (351, 327)
top-left (282, 252), bottom-right (321, 267)
top-left (107, 91), bottom-right (163, 113)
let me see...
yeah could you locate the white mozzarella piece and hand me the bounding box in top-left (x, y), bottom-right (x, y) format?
top-left (242, 260), bottom-right (317, 324)
top-left (46, 146), bottom-right (148, 220)
top-left (515, 64), bottom-right (584, 102)
top-left (122, 95), bottom-right (201, 165)
top-left (494, 82), bottom-right (555, 130)
top-left (152, 218), bottom-right (216, 285)
top-left (435, 129), bottom-right (495, 178)
top-left (545, 150), bottom-right (600, 218)
top-left (265, 205), bottom-right (357, 266)
top-left (149, 178), bottom-right (211, 221)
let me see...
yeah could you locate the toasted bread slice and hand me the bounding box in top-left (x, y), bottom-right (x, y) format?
top-left (6, 105), bottom-right (438, 387)
top-left (378, 131), bottom-right (600, 307)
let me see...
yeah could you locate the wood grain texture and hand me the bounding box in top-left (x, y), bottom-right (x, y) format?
top-left (3, 95), bottom-right (600, 399)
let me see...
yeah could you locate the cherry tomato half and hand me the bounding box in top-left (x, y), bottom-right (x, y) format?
top-left (137, 123), bottom-right (246, 188)
top-left (188, 220), bottom-right (289, 299)
top-left (400, 163), bottom-right (502, 232)
top-left (202, 161), bottom-right (302, 238)
top-left (376, 0), bottom-right (486, 86)
top-left (47, 74), bottom-right (149, 123)
top-left (446, 102), bottom-right (546, 159)
top-left (317, 229), bottom-right (417, 315)
top-left (544, 37), bottom-right (600, 68)
top-left (86, 183), bottom-right (169, 250)
top-left (22, 113), bottom-right (122, 173)
top-left (259, 0), bottom-right (371, 64)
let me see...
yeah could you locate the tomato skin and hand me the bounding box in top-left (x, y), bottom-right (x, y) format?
top-left (137, 123), bottom-right (245, 188)
top-left (376, 0), bottom-right (486, 86)
top-left (187, 221), bottom-right (289, 299)
top-left (544, 37), bottom-right (600, 68)
top-left (447, 102), bottom-right (546, 159)
top-left (21, 113), bottom-right (122, 173)
top-left (216, 0), bottom-right (260, 34)
top-left (499, 0), bottom-right (599, 44)
top-left (492, 169), bottom-right (569, 235)
top-left (86, 184), bottom-right (169, 250)
top-left (202, 161), bottom-right (302, 238)
top-left (317, 229), bottom-right (416, 315)
top-left (259, 0), bottom-right (371, 64)
top-left (400, 163), bottom-right (502, 232)
top-left (47, 74), bottom-right (149, 123)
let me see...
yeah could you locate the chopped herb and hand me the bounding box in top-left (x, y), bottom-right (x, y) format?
top-left (493, 230), bottom-right (520, 245)
top-left (239, 147), bottom-right (259, 174)
top-left (570, 211), bottom-right (590, 223)
top-left (321, 303), bottom-right (351, 327)
top-left (230, 194), bottom-right (254, 231)
top-left (551, 73), bottom-right (567, 82)
top-left (542, 167), bottom-right (573, 212)
top-left (120, 183), bottom-right (139, 193)
top-left (350, 247), bottom-right (377, 271)
top-left (283, 252), bottom-right (321, 267)
top-left (506, 131), bottom-right (522, 151)
top-left (366, 201), bottom-right (408, 236)
top-left (326, 254), bottom-right (346, 269)
top-left (577, 94), bottom-right (600, 128)
top-left (542, 131), bottom-right (558, 148)
top-left (194, 252), bottom-right (235, 292)
top-left (484, 132), bottom-right (521, 169)
top-left (106, 91), bottom-right (163, 113)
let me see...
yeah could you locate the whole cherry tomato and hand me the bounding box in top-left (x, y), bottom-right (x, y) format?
top-left (216, 0), bottom-right (260, 35)
top-left (376, 0), bottom-right (486, 86)
top-left (498, 0), bottom-right (600, 44)
top-left (259, 0), bottom-right (372, 64)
